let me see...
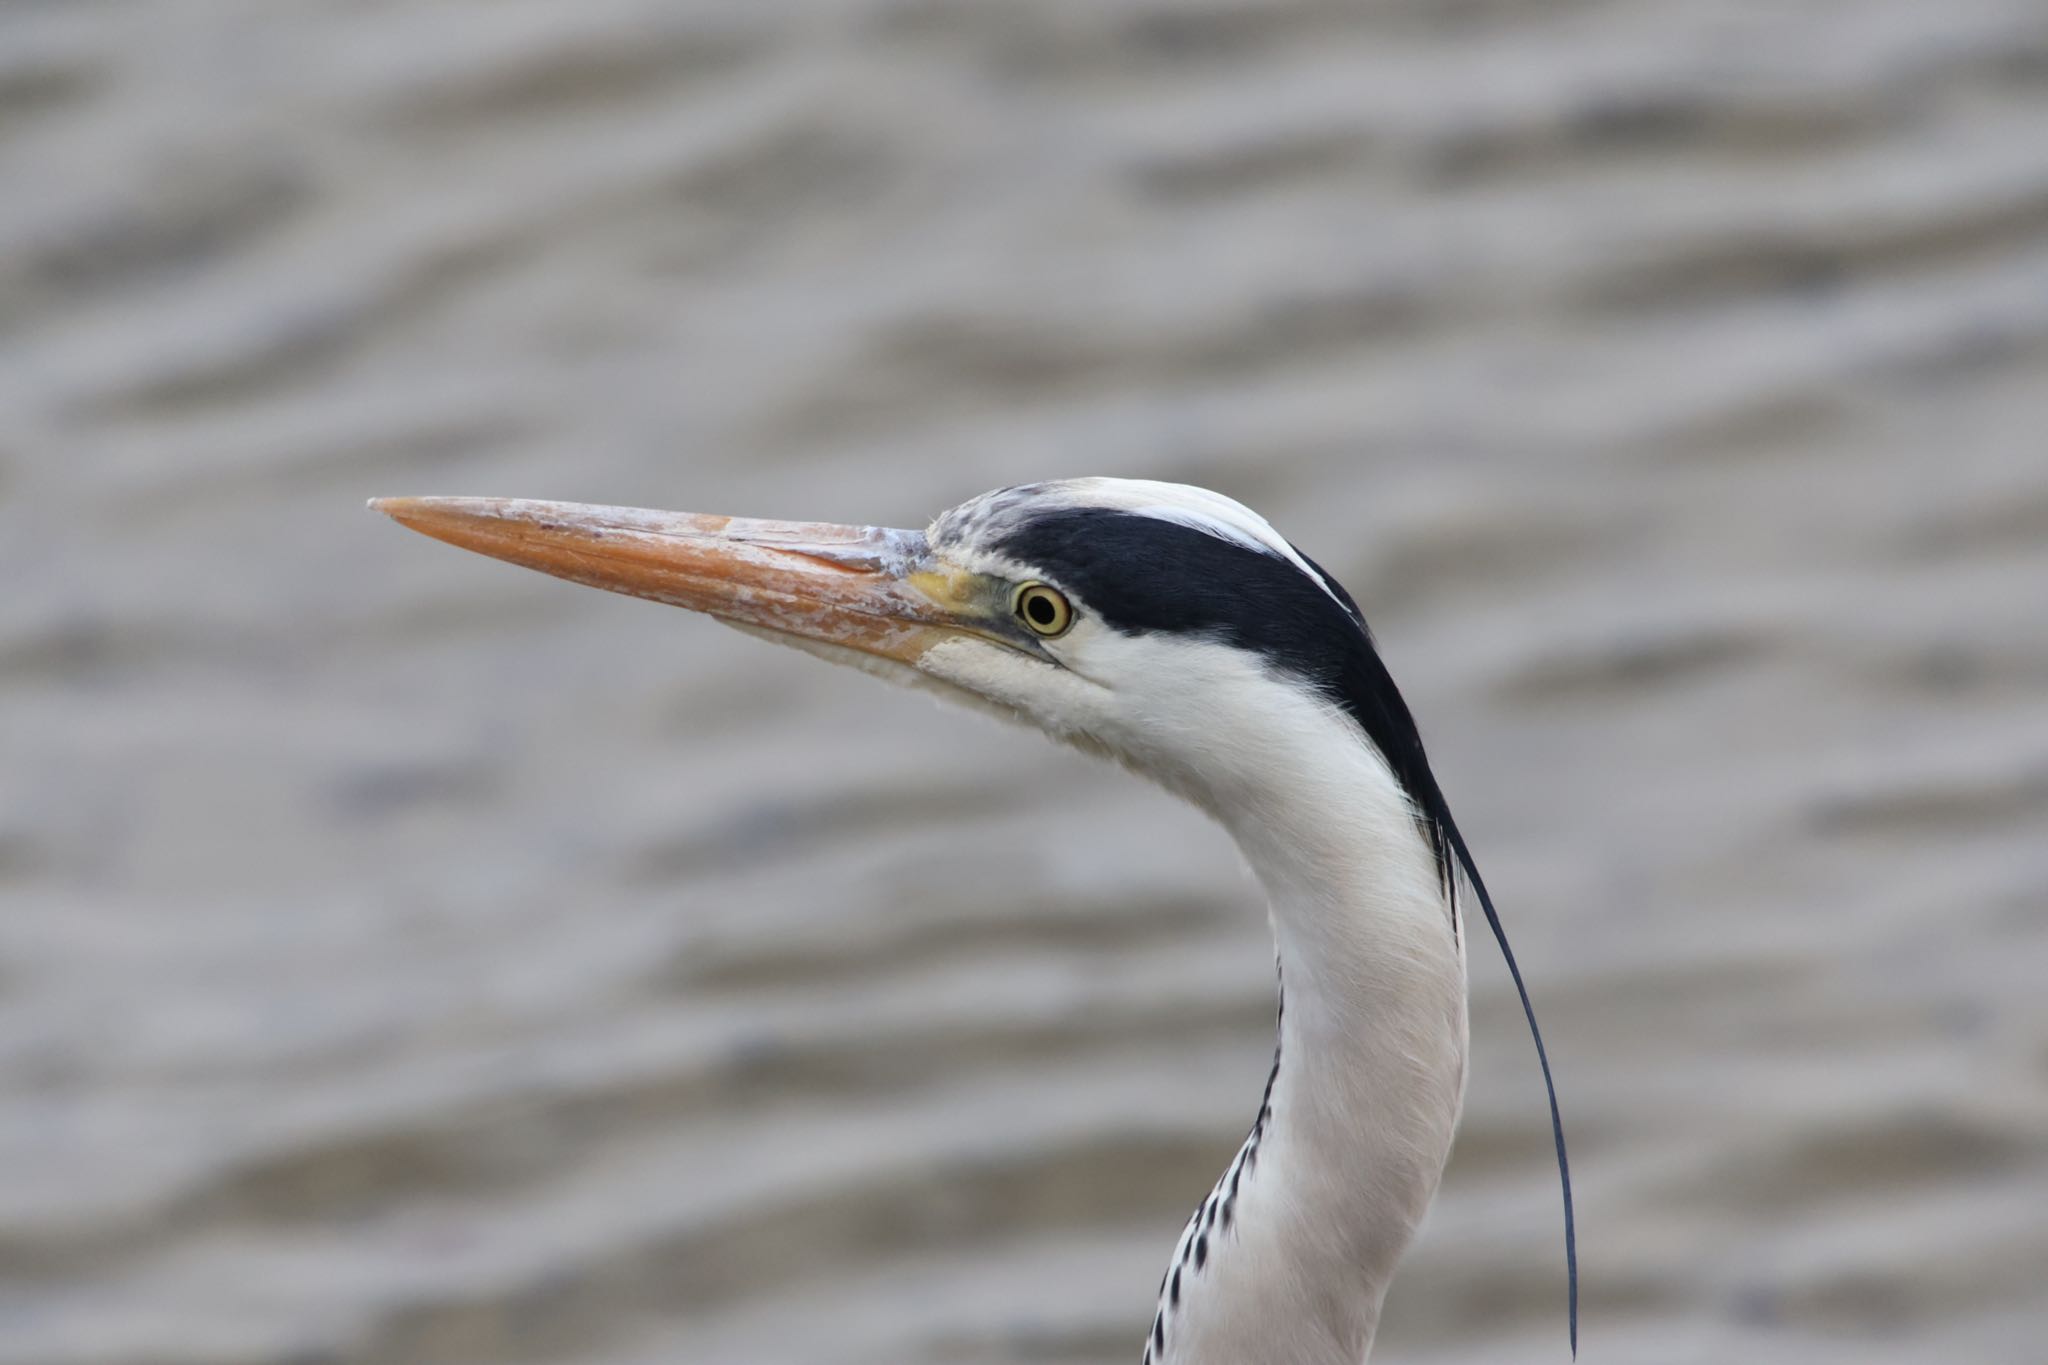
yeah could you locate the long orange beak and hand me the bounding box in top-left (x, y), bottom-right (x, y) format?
top-left (370, 497), bottom-right (998, 664)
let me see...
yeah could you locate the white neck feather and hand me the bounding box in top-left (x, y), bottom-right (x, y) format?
top-left (915, 628), bottom-right (1472, 1364)
top-left (1143, 676), bottom-right (1470, 1365)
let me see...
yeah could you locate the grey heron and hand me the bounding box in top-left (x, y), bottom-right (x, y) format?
top-left (372, 478), bottom-right (1575, 1365)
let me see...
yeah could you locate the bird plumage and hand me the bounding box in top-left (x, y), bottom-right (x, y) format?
top-left (371, 477), bottom-right (1575, 1364)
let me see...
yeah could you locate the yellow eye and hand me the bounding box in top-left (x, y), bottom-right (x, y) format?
top-left (1014, 583), bottom-right (1073, 638)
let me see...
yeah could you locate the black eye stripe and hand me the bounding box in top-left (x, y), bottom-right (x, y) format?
top-left (988, 507), bottom-right (1455, 894)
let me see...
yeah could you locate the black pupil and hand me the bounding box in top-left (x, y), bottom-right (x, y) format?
top-left (1026, 593), bottom-right (1057, 626)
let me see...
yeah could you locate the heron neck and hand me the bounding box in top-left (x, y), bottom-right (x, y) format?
top-left (1154, 732), bottom-right (1469, 1365)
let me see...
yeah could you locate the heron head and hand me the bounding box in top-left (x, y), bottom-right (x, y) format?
top-left (371, 478), bottom-right (1442, 831)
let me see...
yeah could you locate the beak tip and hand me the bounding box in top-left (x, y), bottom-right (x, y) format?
top-left (370, 496), bottom-right (458, 528)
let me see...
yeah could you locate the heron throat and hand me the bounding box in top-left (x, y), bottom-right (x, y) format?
top-left (1141, 699), bottom-right (1471, 1365)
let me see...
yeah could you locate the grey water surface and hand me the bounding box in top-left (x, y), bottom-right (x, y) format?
top-left (4, 2), bottom-right (2048, 1362)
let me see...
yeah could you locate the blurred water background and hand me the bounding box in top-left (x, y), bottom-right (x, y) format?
top-left (5, 2), bottom-right (2048, 1362)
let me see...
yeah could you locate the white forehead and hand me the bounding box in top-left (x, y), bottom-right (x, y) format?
top-left (932, 478), bottom-right (1340, 603)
